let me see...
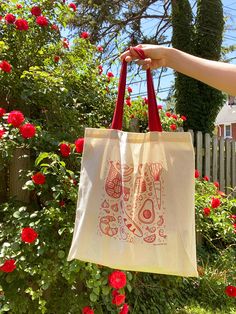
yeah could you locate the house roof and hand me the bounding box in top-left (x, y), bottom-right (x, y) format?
top-left (215, 102), bottom-right (236, 125)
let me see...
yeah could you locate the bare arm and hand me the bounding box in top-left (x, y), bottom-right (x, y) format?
top-left (167, 48), bottom-right (236, 95)
top-left (121, 45), bottom-right (236, 96)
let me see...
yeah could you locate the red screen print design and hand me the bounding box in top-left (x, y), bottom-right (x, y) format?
top-left (98, 161), bottom-right (167, 245)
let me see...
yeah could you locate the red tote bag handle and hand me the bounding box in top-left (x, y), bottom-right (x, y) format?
top-left (111, 47), bottom-right (162, 132)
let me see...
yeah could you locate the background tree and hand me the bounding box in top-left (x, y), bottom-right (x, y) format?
top-left (171, 0), bottom-right (200, 131)
top-left (194, 0), bottom-right (224, 133)
top-left (69, 0), bottom-right (172, 59)
top-left (172, 0), bottom-right (224, 133)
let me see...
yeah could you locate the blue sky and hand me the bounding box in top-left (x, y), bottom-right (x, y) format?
top-left (120, 0), bottom-right (236, 106)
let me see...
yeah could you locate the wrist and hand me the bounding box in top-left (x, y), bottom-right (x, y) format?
top-left (162, 47), bottom-right (175, 68)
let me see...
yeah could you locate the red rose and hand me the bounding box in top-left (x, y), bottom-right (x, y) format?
top-left (211, 197), bottom-right (221, 209)
top-left (170, 124), bottom-right (177, 131)
top-left (229, 214), bottom-right (236, 220)
top-left (54, 55), bottom-right (60, 63)
top-left (31, 6), bottom-right (42, 16)
top-left (108, 270), bottom-right (127, 289)
top-left (59, 143), bottom-right (71, 157)
top-left (98, 65), bottom-right (103, 74)
top-left (5, 14), bottom-right (16, 24)
top-left (82, 306), bottom-right (94, 314)
top-left (0, 259), bottom-right (16, 273)
top-left (112, 289), bottom-right (119, 297)
top-left (225, 285), bottom-right (236, 298)
top-left (218, 190), bottom-right (226, 197)
top-left (75, 137), bottom-right (84, 153)
top-left (203, 176), bottom-right (209, 181)
top-left (107, 72), bottom-right (114, 78)
top-left (181, 115), bottom-right (187, 121)
top-left (32, 172), bottom-right (46, 185)
top-left (16, 4), bottom-right (23, 9)
top-left (51, 24), bottom-right (59, 31)
top-left (68, 3), bottom-right (77, 11)
top-left (119, 303), bottom-right (129, 314)
top-left (203, 207), bottom-right (211, 216)
top-left (0, 107), bottom-right (6, 117)
top-left (36, 16), bottom-right (48, 27)
top-left (171, 114), bottom-right (177, 120)
top-left (15, 19), bottom-right (29, 31)
top-left (62, 38), bottom-right (69, 49)
top-left (80, 31), bottom-right (89, 39)
top-left (21, 227), bottom-right (38, 243)
top-left (157, 104), bottom-right (163, 110)
top-left (59, 200), bottom-right (65, 207)
top-left (0, 128), bottom-right (6, 139)
top-left (97, 45), bottom-right (103, 52)
top-left (165, 112), bottom-right (171, 117)
top-left (127, 86), bottom-right (132, 93)
top-left (7, 110), bottom-right (25, 127)
top-left (195, 169), bottom-right (200, 178)
top-left (112, 294), bottom-right (126, 306)
top-left (0, 60), bottom-right (12, 73)
top-left (143, 97), bottom-right (148, 104)
top-left (214, 181), bottom-right (219, 188)
top-left (19, 123), bottom-right (36, 139)
top-left (126, 99), bottom-right (131, 107)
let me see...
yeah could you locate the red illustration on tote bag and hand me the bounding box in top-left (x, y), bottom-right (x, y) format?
top-left (98, 161), bottom-right (167, 245)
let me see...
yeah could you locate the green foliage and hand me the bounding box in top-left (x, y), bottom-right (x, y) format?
top-left (193, 0), bottom-right (225, 133)
top-left (123, 96), bottom-right (185, 132)
top-left (171, 0), bottom-right (200, 132)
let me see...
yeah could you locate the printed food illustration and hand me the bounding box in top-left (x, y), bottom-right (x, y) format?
top-left (98, 161), bottom-right (167, 245)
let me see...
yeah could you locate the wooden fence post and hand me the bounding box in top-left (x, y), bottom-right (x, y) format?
top-left (219, 137), bottom-right (225, 192)
top-left (232, 141), bottom-right (236, 190)
top-left (204, 133), bottom-right (211, 179)
top-left (196, 131), bottom-right (203, 176)
top-left (9, 148), bottom-right (31, 203)
top-left (212, 135), bottom-right (218, 183)
top-left (225, 139), bottom-right (231, 193)
top-left (0, 160), bottom-right (7, 203)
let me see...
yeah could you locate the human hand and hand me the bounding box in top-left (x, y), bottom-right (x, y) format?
top-left (120, 44), bottom-right (170, 70)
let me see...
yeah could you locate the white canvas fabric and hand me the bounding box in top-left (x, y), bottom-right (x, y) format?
top-left (67, 128), bottom-right (198, 277)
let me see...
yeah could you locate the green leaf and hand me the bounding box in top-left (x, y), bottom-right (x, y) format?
top-left (58, 250), bottom-right (65, 259)
top-left (102, 286), bottom-right (110, 296)
top-left (35, 153), bottom-right (49, 166)
top-left (13, 211), bottom-right (20, 218)
top-left (93, 286), bottom-right (100, 296)
top-left (89, 292), bottom-right (98, 302)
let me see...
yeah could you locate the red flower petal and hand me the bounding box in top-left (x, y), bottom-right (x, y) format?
top-left (21, 227), bottom-right (38, 243)
top-left (108, 270), bottom-right (127, 289)
top-left (32, 172), bottom-right (46, 185)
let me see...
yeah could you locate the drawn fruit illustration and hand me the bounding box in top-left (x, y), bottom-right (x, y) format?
top-left (138, 199), bottom-right (155, 224)
top-left (144, 234), bottom-right (156, 243)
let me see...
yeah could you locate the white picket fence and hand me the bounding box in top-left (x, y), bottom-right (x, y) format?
top-left (129, 120), bottom-right (236, 192)
top-left (188, 130), bottom-right (236, 192)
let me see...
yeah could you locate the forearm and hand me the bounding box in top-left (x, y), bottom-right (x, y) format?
top-left (166, 47), bottom-right (236, 95)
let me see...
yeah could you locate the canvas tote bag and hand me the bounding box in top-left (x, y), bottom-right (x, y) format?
top-left (67, 48), bottom-right (198, 277)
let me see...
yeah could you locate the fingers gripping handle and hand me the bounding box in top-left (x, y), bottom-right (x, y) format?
top-left (111, 47), bottom-right (162, 132)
